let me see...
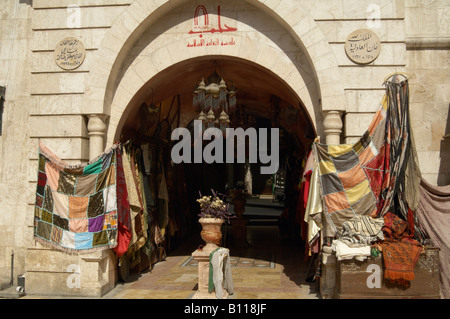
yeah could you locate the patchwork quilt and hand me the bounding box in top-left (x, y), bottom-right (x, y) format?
top-left (314, 95), bottom-right (390, 234)
top-left (34, 142), bottom-right (119, 253)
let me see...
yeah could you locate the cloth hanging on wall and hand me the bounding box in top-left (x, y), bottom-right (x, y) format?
top-left (314, 94), bottom-right (390, 236)
top-left (338, 215), bottom-right (384, 246)
top-left (313, 76), bottom-right (424, 239)
top-left (381, 212), bottom-right (423, 285)
top-left (34, 142), bottom-right (120, 253)
top-left (416, 178), bottom-right (450, 298)
top-left (113, 147), bottom-right (132, 258)
top-left (122, 144), bottom-right (147, 254)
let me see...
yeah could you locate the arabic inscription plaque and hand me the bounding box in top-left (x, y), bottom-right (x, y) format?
top-left (54, 37), bottom-right (86, 70)
top-left (345, 29), bottom-right (381, 64)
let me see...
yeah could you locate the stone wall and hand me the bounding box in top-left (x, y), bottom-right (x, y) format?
top-left (0, 0), bottom-right (32, 290)
top-left (405, 0), bottom-right (450, 185)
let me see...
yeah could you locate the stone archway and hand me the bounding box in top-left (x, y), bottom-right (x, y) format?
top-left (83, 0), bottom-right (346, 159)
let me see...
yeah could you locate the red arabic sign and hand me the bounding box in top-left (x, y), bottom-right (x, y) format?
top-left (187, 5), bottom-right (237, 48)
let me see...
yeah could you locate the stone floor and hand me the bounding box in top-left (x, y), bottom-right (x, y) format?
top-left (101, 224), bottom-right (320, 299)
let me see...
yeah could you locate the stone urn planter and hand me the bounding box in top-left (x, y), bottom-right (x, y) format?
top-left (199, 217), bottom-right (224, 250)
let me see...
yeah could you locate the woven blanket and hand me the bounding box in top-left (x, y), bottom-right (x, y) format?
top-left (314, 94), bottom-right (390, 235)
top-left (416, 179), bottom-right (450, 298)
top-left (381, 212), bottom-right (422, 285)
top-left (34, 142), bottom-right (120, 253)
top-left (338, 215), bottom-right (385, 245)
top-left (314, 76), bottom-right (423, 238)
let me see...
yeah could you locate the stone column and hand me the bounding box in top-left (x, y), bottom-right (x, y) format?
top-left (320, 111), bottom-right (342, 299)
top-left (87, 115), bottom-right (107, 161)
top-left (323, 111), bottom-right (343, 145)
top-left (81, 114), bottom-right (116, 297)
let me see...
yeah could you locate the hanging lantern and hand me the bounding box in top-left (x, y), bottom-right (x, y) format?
top-left (193, 72), bottom-right (236, 132)
top-left (207, 109), bottom-right (216, 129)
top-left (198, 110), bottom-right (207, 131)
top-left (219, 110), bottom-right (230, 136)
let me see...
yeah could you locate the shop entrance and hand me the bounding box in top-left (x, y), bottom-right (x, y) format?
top-left (114, 57), bottom-right (319, 297)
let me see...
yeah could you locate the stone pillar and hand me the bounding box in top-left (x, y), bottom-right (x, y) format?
top-left (191, 244), bottom-right (229, 299)
top-left (320, 246), bottom-right (336, 299)
top-left (320, 111), bottom-right (342, 299)
top-left (87, 115), bottom-right (107, 160)
top-left (79, 114), bottom-right (117, 297)
top-left (323, 111), bottom-right (343, 145)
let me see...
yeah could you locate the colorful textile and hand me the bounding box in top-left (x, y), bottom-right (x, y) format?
top-left (332, 240), bottom-right (371, 261)
top-left (314, 95), bottom-right (389, 235)
top-left (416, 179), bottom-right (450, 298)
top-left (338, 215), bottom-right (384, 245)
top-left (314, 76), bottom-right (423, 238)
top-left (34, 142), bottom-right (119, 253)
top-left (381, 212), bottom-right (422, 285)
top-left (113, 148), bottom-right (132, 258)
top-left (382, 241), bottom-right (422, 285)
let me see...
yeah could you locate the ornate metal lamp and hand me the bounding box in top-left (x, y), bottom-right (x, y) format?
top-left (193, 72), bottom-right (236, 135)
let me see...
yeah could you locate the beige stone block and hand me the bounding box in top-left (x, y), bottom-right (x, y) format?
top-left (165, 39), bottom-right (190, 65)
top-left (423, 102), bottom-right (449, 123)
top-left (345, 89), bottom-right (385, 113)
top-left (25, 270), bottom-right (83, 296)
top-left (413, 68), bottom-right (450, 86)
top-left (309, 0), bottom-right (344, 20)
top-left (81, 98), bottom-right (105, 115)
top-left (411, 121), bottom-right (432, 151)
top-left (31, 29), bottom-right (107, 51)
top-left (30, 51), bottom-right (92, 73)
top-left (237, 35), bottom-right (262, 62)
top-left (431, 121), bottom-right (447, 151)
top-left (317, 20), bottom-right (405, 43)
top-left (254, 44), bottom-right (280, 70)
top-left (409, 102), bottom-right (426, 124)
top-left (292, 15), bottom-right (316, 39)
top-left (421, 174), bottom-right (439, 186)
top-left (302, 26), bottom-right (327, 51)
top-left (27, 249), bottom-right (79, 273)
top-left (409, 83), bottom-right (436, 103)
top-left (28, 137), bottom-right (89, 160)
top-left (27, 160), bottom-right (38, 183)
top-left (133, 56), bottom-right (158, 85)
top-left (341, 66), bottom-right (406, 89)
top-left (109, 85), bottom-right (134, 117)
top-left (134, 0), bottom-right (158, 13)
top-left (0, 226), bottom-right (15, 247)
top-left (32, 0), bottom-right (132, 8)
top-left (336, 0), bottom-right (404, 20)
top-left (344, 112), bottom-right (376, 137)
top-left (32, 6), bottom-right (127, 30)
top-left (30, 73), bottom-right (86, 95)
top-left (417, 150), bottom-right (441, 174)
top-left (119, 68), bottom-right (146, 96)
top-left (28, 115), bottom-right (88, 138)
top-left (344, 136), bottom-right (361, 144)
top-left (150, 45), bottom-right (173, 72)
top-left (435, 84), bottom-right (450, 103)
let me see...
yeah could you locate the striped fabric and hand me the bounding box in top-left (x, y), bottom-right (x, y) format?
top-left (314, 95), bottom-right (389, 235)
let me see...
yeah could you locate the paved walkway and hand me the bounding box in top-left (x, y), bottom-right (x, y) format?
top-left (102, 225), bottom-right (319, 299)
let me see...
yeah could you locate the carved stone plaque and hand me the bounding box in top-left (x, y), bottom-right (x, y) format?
top-left (345, 29), bottom-right (381, 64)
top-left (54, 37), bottom-right (86, 70)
